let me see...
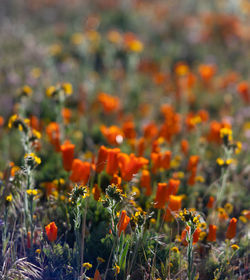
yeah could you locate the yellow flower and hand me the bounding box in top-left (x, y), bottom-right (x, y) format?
top-left (97, 257), bottom-right (105, 263)
top-left (46, 86), bottom-right (56, 97)
top-left (131, 186), bottom-right (140, 198)
top-left (8, 114), bottom-right (18, 129)
top-left (20, 85), bottom-right (33, 97)
top-left (71, 33), bottom-right (84, 45)
top-left (239, 215), bottom-right (247, 223)
top-left (235, 141), bottom-right (242, 154)
top-left (36, 249), bottom-right (41, 254)
top-left (175, 63), bottom-right (189, 76)
top-left (32, 129), bottom-right (41, 139)
top-left (26, 189), bottom-right (38, 196)
top-left (113, 264), bottom-right (120, 275)
top-left (199, 231), bottom-right (207, 241)
top-left (6, 194), bottom-right (13, 202)
top-left (49, 44), bottom-right (62, 56)
top-left (220, 127), bottom-right (232, 141)
top-left (195, 176), bottom-right (205, 183)
top-left (82, 262), bottom-right (92, 270)
top-left (61, 83), bottom-right (73, 95)
top-left (30, 68), bottom-right (41, 79)
top-left (128, 40), bottom-right (143, 52)
top-left (24, 153), bottom-right (41, 165)
top-left (231, 244), bottom-right (239, 251)
top-left (171, 246), bottom-right (180, 253)
top-left (190, 116), bottom-right (202, 126)
top-left (200, 222), bottom-right (207, 230)
top-left (150, 218), bottom-right (156, 224)
top-left (224, 203), bottom-right (233, 214)
top-left (225, 158), bottom-right (233, 165)
top-left (216, 158), bottom-right (224, 166)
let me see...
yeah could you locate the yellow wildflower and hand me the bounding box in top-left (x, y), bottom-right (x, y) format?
top-left (82, 262), bottom-right (92, 270)
top-left (113, 264), bottom-right (120, 275)
top-left (231, 244), bottom-right (239, 251)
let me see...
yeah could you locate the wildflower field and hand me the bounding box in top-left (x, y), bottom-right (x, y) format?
top-left (0, 0), bottom-right (250, 279)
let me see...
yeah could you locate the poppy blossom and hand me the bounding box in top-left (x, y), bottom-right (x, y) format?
top-left (140, 169), bottom-right (152, 196)
top-left (207, 224), bottom-right (217, 242)
top-left (45, 222), bottom-right (58, 242)
top-left (181, 226), bottom-right (201, 246)
top-left (118, 153), bottom-right (148, 181)
top-left (226, 218), bottom-right (237, 240)
top-left (96, 145), bottom-right (108, 173)
top-left (154, 183), bottom-right (168, 209)
top-left (70, 159), bottom-right (91, 184)
top-left (117, 210), bottom-right (130, 237)
top-left (164, 195), bottom-right (182, 221)
top-left (106, 148), bottom-right (120, 175)
top-left (207, 196), bottom-right (215, 209)
top-left (61, 141), bottom-right (75, 171)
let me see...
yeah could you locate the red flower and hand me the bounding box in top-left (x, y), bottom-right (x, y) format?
top-left (70, 159), bottom-right (91, 184)
top-left (164, 195), bottom-right (182, 222)
top-left (117, 210), bottom-right (130, 237)
top-left (207, 224), bottom-right (217, 242)
top-left (154, 183), bottom-right (168, 209)
top-left (226, 218), bottom-right (237, 240)
top-left (140, 169), bottom-right (152, 196)
top-left (106, 148), bottom-right (120, 175)
top-left (206, 196), bottom-right (215, 209)
top-left (45, 222), bottom-right (58, 242)
top-left (181, 226), bottom-right (201, 246)
top-left (61, 140), bottom-right (75, 171)
top-left (96, 146), bottom-right (108, 173)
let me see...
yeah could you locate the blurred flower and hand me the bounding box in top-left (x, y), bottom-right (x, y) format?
top-left (226, 218), bottom-right (237, 240)
top-left (117, 210), bottom-right (130, 237)
top-left (45, 222), bottom-right (58, 242)
top-left (61, 140), bottom-right (75, 171)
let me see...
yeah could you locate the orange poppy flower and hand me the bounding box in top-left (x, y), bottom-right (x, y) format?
top-left (137, 137), bottom-right (145, 157)
top-left (151, 152), bottom-right (161, 173)
top-left (237, 81), bottom-right (249, 103)
top-left (207, 196), bottom-right (215, 209)
top-left (198, 64), bottom-right (216, 83)
top-left (122, 120), bottom-right (136, 139)
top-left (207, 224), bottom-right (217, 242)
top-left (61, 141), bottom-right (75, 171)
top-left (117, 210), bottom-right (130, 237)
top-left (164, 195), bottom-right (182, 221)
top-left (161, 151), bottom-right (171, 170)
top-left (226, 218), bottom-right (237, 240)
top-left (154, 183), bottom-right (168, 209)
top-left (140, 169), bottom-right (152, 196)
top-left (98, 92), bottom-right (120, 114)
top-left (46, 122), bottom-right (61, 151)
top-left (61, 108), bottom-right (72, 124)
top-left (106, 148), bottom-right (120, 175)
top-left (181, 139), bottom-right (189, 155)
top-left (187, 155), bottom-right (199, 171)
top-left (143, 122), bottom-right (158, 140)
top-left (159, 105), bottom-right (181, 142)
top-left (70, 159), bottom-right (91, 184)
top-left (167, 179), bottom-right (180, 198)
top-left (96, 146), bottom-right (108, 173)
top-left (45, 222), bottom-right (58, 242)
top-left (118, 153), bottom-right (148, 182)
top-left (94, 269), bottom-right (102, 280)
top-left (30, 115), bottom-right (41, 131)
top-left (181, 226), bottom-right (201, 246)
top-left (100, 125), bottom-right (123, 146)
